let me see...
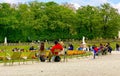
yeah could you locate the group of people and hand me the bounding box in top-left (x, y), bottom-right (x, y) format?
top-left (91, 43), bottom-right (112, 59)
top-left (12, 48), bottom-right (24, 52)
top-left (37, 41), bottom-right (89, 62)
top-left (13, 41), bottom-right (113, 61)
top-left (68, 43), bottom-right (86, 51)
top-left (38, 41), bottom-right (63, 62)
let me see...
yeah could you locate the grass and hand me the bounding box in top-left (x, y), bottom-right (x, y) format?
top-left (0, 39), bottom-right (119, 52)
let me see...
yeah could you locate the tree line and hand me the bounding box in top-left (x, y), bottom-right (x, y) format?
top-left (0, 1), bottom-right (120, 42)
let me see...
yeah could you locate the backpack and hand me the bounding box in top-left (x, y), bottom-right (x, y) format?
top-left (40, 56), bottom-right (45, 62)
top-left (54, 56), bottom-right (61, 62)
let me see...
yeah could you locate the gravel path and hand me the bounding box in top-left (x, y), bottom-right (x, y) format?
top-left (0, 51), bottom-right (120, 76)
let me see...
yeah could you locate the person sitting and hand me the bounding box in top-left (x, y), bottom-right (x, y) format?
top-left (98, 43), bottom-right (104, 54)
top-left (29, 46), bottom-right (35, 51)
top-left (39, 42), bottom-right (46, 62)
top-left (106, 43), bottom-right (112, 54)
top-left (12, 48), bottom-right (19, 52)
top-left (48, 41), bottom-right (63, 62)
top-left (78, 44), bottom-right (84, 51)
top-left (68, 44), bottom-right (74, 50)
top-left (20, 49), bottom-right (24, 52)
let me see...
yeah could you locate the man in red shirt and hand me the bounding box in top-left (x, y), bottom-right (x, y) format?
top-left (51, 41), bottom-right (63, 55)
top-left (48, 41), bottom-right (63, 62)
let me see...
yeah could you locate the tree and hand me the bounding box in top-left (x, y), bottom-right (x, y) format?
top-left (99, 3), bottom-right (120, 38)
top-left (76, 5), bottom-right (101, 39)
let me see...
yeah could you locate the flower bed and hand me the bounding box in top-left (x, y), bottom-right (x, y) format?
top-left (67, 50), bottom-right (86, 55)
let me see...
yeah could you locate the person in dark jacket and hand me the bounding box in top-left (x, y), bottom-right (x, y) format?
top-left (68, 44), bottom-right (74, 50)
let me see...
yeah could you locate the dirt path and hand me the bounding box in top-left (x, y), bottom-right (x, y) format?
top-left (0, 51), bottom-right (120, 76)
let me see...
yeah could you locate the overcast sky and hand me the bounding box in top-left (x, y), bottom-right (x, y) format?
top-left (0, 0), bottom-right (120, 13)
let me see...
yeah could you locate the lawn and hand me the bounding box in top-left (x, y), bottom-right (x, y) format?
top-left (0, 39), bottom-right (119, 52)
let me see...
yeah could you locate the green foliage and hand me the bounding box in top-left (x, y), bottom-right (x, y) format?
top-left (0, 2), bottom-right (120, 42)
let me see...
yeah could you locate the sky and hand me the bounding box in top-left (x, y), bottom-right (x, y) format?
top-left (0, 0), bottom-right (120, 13)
